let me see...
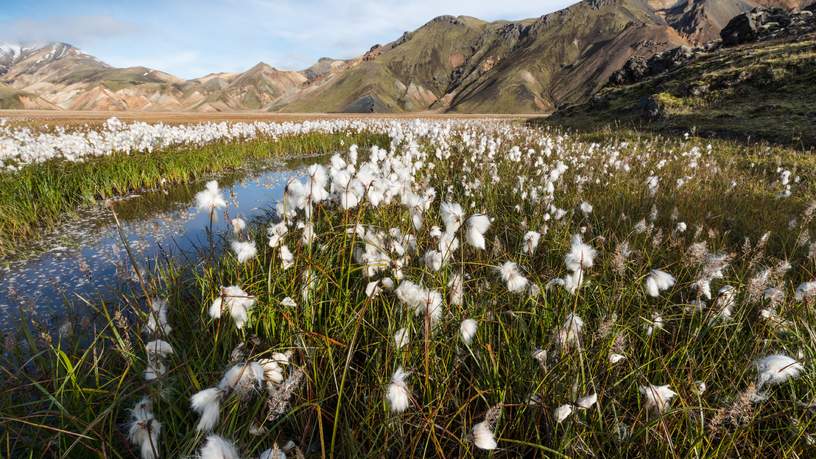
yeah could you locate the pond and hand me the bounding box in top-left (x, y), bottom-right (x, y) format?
top-left (0, 156), bottom-right (313, 332)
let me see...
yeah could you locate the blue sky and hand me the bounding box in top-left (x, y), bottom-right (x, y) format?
top-left (0, 0), bottom-right (577, 79)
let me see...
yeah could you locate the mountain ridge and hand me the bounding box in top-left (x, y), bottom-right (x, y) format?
top-left (0, 0), bottom-right (810, 113)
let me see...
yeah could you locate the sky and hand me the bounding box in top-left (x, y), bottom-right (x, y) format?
top-left (0, 0), bottom-right (577, 79)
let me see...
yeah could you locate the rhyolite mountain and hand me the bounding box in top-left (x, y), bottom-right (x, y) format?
top-left (545, 5), bottom-right (816, 145)
top-left (0, 0), bottom-right (810, 113)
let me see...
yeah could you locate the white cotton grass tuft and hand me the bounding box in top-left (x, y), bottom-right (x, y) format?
top-left (645, 313), bottom-right (665, 336)
top-left (472, 421), bottom-right (498, 450)
top-left (394, 281), bottom-right (444, 324)
top-left (440, 201), bottom-right (465, 233)
top-left (146, 298), bottom-right (171, 335)
top-left (459, 318), bottom-right (478, 345)
top-left (281, 296), bottom-right (297, 308)
top-left (230, 217), bottom-right (246, 234)
top-left (554, 404), bottom-right (573, 423)
top-left (218, 362), bottom-right (265, 395)
top-left (199, 434), bottom-right (240, 459)
top-left (267, 222), bottom-right (288, 248)
top-left (259, 445), bottom-right (287, 459)
top-left (448, 273), bottom-right (464, 306)
top-left (609, 353), bottom-right (626, 364)
top-left (554, 392), bottom-right (597, 423)
top-left (195, 180), bottom-right (227, 212)
top-left (230, 240), bottom-right (257, 263)
top-left (564, 234), bottom-right (596, 272)
top-left (209, 286), bottom-right (256, 329)
top-left (644, 269), bottom-right (675, 297)
top-left (795, 281), bottom-right (816, 302)
top-left (522, 231), bottom-right (541, 255)
top-left (714, 285), bottom-right (736, 320)
top-left (639, 384), bottom-right (677, 413)
top-left (128, 397), bottom-right (161, 459)
top-left (755, 354), bottom-right (804, 389)
top-left (556, 313), bottom-right (584, 350)
top-left (465, 214), bottom-right (490, 250)
top-left (576, 393), bottom-right (598, 409)
top-left (191, 387), bottom-right (223, 432)
top-left (394, 327), bottom-right (410, 349)
top-left (423, 250), bottom-right (443, 271)
top-left (498, 261), bottom-right (529, 293)
top-left (386, 366), bottom-right (411, 413)
top-left (365, 280), bottom-right (382, 298)
top-left (145, 339), bottom-right (174, 358)
top-left (280, 245), bottom-right (295, 270)
top-left (258, 358), bottom-right (285, 385)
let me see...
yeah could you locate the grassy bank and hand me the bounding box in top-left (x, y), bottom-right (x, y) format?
top-left (0, 130), bottom-right (389, 256)
top-left (2, 124), bottom-right (816, 457)
top-left (544, 36), bottom-right (816, 148)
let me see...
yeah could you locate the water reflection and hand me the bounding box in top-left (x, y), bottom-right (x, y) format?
top-left (0, 158), bottom-right (310, 331)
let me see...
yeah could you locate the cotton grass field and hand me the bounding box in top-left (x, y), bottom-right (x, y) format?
top-left (1, 118), bottom-right (816, 458)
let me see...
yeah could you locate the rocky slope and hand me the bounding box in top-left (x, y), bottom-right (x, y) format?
top-left (546, 6), bottom-right (816, 145)
top-left (0, 0), bottom-right (810, 113)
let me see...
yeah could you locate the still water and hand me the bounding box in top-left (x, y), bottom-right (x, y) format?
top-left (0, 157), bottom-right (311, 332)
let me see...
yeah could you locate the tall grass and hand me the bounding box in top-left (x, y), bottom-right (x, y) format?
top-left (0, 131), bottom-right (388, 256)
top-left (1, 125), bottom-right (815, 457)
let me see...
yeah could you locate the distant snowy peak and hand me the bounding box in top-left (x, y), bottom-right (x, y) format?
top-left (0, 42), bottom-right (87, 63)
top-left (0, 42), bottom-right (105, 77)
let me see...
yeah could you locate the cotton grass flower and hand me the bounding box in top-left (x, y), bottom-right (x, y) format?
top-left (465, 214), bottom-right (490, 250)
top-left (564, 234), bottom-right (596, 272)
top-left (191, 387), bottom-right (224, 432)
top-left (386, 367), bottom-right (411, 413)
top-left (199, 434), bottom-right (240, 459)
top-left (230, 240), bottom-right (257, 263)
top-left (577, 393), bottom-right (598, 409)
top-left (146, 298), bottom-right (171, 335)
top-left (755, 354), bottom-right (804, 389)
top-left (639, 384), bottom-right (676, 413)
top-left (267, 222), bottom-right (288, 248)
top-left (259, 445), bottom-right (287, 459)
top-left (195, 180), bottom-right (227, 212)
top-left (209, 286), bottom-right (256, 329)
top-left (230, 217), bottom-right (246, 234)
top-left (460, 318), bottom-right (478, 344)
top-left (645, 269), bottom-right (675, 297)
top-left (554, 392), bottom-right (597, 423)
top-left (394, 328), bottom-right (410, 349)
top-left (281, 297), bottom-right (297, 308)
top-left (795, 281), bottom-right (816, 302)
top-left (554, 404), bottom-right (573, 423)
top-left (609, 353), bottom-right (626, 364)
top-left (395, 280), bottom-right (444, 324)
top-left (472, 421), bottom-right (498, 450)
top-left (522, 231), bottom-right (541, 255)
top-left (219, 362), bottom-right (265, 395)
top-left (498, 261), bottom-right (528, 293)
top-left (423, 250), bottom-right (443, 271)
top-left (556, 313), bottom-right (584, 350)
top-left (128, 397), bottom-right (161, 459)
top-left (365, 280), bottom-right (382, 298)
top-left (448, 273), bottom-right (464, 306)
top-left (440, 201), bottom-right (464, 233)
top-left (280, 245), bottom-right (295, 270)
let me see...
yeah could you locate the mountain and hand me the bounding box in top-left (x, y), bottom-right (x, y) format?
top-left (0, 0), bottom-right (809, 113)
top-left (648, 0), bottom-right (811, 42)
top-left (545, 6), bottom-right (816, 145)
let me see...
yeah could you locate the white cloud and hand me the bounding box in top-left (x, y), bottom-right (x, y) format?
top-left (0, 15), bottom-right (138, 46)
